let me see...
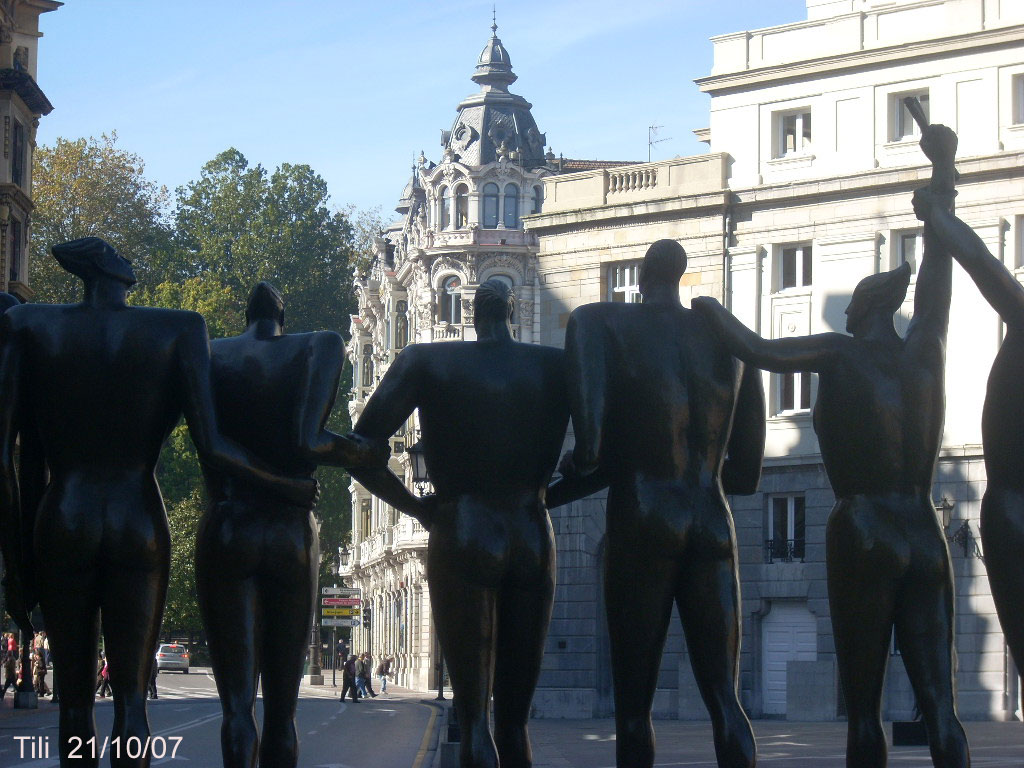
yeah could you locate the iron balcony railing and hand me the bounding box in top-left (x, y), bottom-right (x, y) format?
top-left (764, 538), bottom-right (805, 564)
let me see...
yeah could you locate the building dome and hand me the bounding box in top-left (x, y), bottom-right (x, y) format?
top-left (442, 22), bottom-right (547, 169)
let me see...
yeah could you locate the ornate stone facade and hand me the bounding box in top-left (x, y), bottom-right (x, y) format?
top-left (0, 0), bottom-right (58, 302)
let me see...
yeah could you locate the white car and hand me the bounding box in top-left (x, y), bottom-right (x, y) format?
top-left (155, 644), bottom-right (190, 674)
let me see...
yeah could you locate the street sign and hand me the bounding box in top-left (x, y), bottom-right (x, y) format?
top-left (322, 607), bottom-right (360, 617)
top-left (322, 618), bottom-right (360, 627)
top-left (322, 587), bottom-right (360, 597)
top-left (321, 597), bottom-right (360, 607)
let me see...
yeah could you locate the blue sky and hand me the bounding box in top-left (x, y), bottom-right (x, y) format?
top-left (36, 1), bottom-right (807, 217)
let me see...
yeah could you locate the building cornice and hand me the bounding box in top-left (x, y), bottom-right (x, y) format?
top-left (696, 24), bottom-right (1024, 96)
top-left (525, 190), bottom-right (730, 237)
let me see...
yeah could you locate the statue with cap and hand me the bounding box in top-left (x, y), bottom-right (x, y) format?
top-left (349, 278), bottom-right (568, 768)
top-left (693, 122), bottom-right (969, 768)
top-left (0, 238), bottom-right (317, 768)
top-left (553, 238), bottom-right (765, 768)
top-left (197, 281), bottom-right (384, 768)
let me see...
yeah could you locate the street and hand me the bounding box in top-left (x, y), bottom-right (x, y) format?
top-left (0, 669), bottom-right (437, 768)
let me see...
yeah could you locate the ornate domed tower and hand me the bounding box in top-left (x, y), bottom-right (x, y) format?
top-left (344, 21), bottom-right (554, 692)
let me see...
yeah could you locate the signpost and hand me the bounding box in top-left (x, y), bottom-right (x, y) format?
top-left (321, 586), bottom-right (362, 685)
top-left (323, 618), bottom-right (361, 627)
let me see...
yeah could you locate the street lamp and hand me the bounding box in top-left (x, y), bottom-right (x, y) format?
top-left (408, 442), bottom-right (445, 699)
top-left (407, 439), bottom-right (430, 496)
top-left (307, 515), bottom-right (324, 684)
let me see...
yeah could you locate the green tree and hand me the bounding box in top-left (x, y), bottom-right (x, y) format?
top-left (30, 132), bottom-right (172, 303)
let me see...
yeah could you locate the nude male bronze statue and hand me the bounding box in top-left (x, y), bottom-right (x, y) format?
top-left (0, 239), bottom-right (316, 768)
top-left (914, 187), bottom-right (1024, 689)
top-left (0, 290), bottom-right (42, 706)
top-left (555, 239), bottom-right (766, 768)
top-left (197, 282), bottom-right (383, 768)
top-left (351, 279), bottom-right (568, 768)
top-left (694, 123), bottom-right (969, 767)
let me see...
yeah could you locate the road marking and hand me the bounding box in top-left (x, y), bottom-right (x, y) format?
top-left (411, 703), bottom-right (439, 768)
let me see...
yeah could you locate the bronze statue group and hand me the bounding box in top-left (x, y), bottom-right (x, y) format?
top-left (0, 118), bottom-right (1017, 768)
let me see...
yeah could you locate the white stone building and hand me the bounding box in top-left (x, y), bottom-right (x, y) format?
top-left (525, 0), bottom-right (1024, 721)
top-left (339, 24), bottom-right (632, 691)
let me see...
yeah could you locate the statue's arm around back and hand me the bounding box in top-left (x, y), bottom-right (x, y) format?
top-left (176, 311), bottom-right (317, 507)
top-left (350, 346), bottom-right (434, 528)
top-left (564, 308), bottom-right (608, 475)
top-left (721, 360), bottom-right (765, 496)
top-left (295, 331), bottom-right (387, 468)
top-left (691, 297), bottom-right (845, 373)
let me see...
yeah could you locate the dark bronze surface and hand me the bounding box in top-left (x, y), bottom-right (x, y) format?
top-left (0, 240), bottom-right (315, 768)
top-left (352, 279), bottom-right (568, 768)
top-left (197, 282), bottom-right (378, 768)
top-left (557, 240), bottom-right (765, 768)
top-left (693, 124), bottom-right (969, 768)
top-left (916, 180), bottom-right (1024, 694)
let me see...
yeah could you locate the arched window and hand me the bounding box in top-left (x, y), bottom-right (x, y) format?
top-left (394, 300), bottom-right (408, 349)
top-left (361, 343), bottom-right (374, 387)
top-left (532, 185), bottom-right (543, 214)
top-left (439, 186), bottom-right (451, 230)
top-left (455, 185), bottom-right (468, 229)
top-left (440, 276), bottom-right (462, 324)
top-left (482, 183), bottom-right (499, 228)
top-left (503, 184), bottom-right (519, 228)
top-left (490, 274), bottom-right (516, 322)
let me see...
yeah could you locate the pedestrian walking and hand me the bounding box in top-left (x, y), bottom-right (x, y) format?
top-left (340, 654), bottom-right (359, 703)
top-left (95, 654), bottom-right (110, 698)
top-left (4, 633), bottom-right (14, 655)
top-left (376, 654), bottom-right (394, 696)
top-left (353, 653), bottom-right (369, 699)
top-left (1, 648), bottom-right (16, 696)
top-left (32, 649), bottom-right (50, 697)
top-left (361, 652), bottom-right (377, 697)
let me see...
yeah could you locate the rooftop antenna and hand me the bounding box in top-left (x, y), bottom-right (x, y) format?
top-left (648, 124), bottom-right (670, 162)
top-left (492, 5), bottom-right (497, 35)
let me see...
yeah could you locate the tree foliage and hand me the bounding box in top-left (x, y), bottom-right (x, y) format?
top-left (30, 133), bottom-right (172, 303)
top-left (30, 139), bottom-right (362, 633)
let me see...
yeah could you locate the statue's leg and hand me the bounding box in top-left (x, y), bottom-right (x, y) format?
top-left (100, 559), bottom-right (168, 768)
top-left (492, 555), bottom-right (555, 768)
top-left (427, 535), bottom-right (499, 768)
top-left (981, 487), bottom-right (1024, 683)
top-left (826, 499), bottom-right (894, 768)
top-left (197, 510), bottom-right (260, 768)
top-left (605, 535), bottom-right (676, 768)
top-left (894, 526), bottom-right (969, 768)
top-left (677, 544), bottom-right (755, 768)
top-left (257, 512), bottom-right (317, 768)
top-left (38, 563), bottom-right (100, 768)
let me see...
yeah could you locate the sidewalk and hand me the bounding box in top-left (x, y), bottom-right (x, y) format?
top-left (525, 719), bottom-right (1024, 767)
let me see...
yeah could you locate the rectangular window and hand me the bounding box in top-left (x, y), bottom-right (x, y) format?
top-left (11, 121), bottom-right (24, 189)
top-left (1014, 75), bottom-right (1024, 125)
top-left (9, 218), bottom-right (21, 283)
top-left (360, 499), bottom-right (371, 542)
top-left (777, 371), bottom-right (811, 414)
top-left (891, 91), bottom-right (930, 142)
top-left (767, 495), bottom-right (806, 563)
top-left (607, 261), bottom-right (642, 303)
top-left (776, 110), bottom-right (811, 158)
top-left (896, 229), bottom-right (923, 273)
top-left (778, 244), bottom-right (812, 290)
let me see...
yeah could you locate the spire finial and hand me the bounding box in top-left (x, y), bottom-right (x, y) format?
top-left (491, 5), bottom-right (497, 35)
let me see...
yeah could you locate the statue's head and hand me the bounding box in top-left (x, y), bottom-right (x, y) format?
top-left (845, 262), bottom-right (911, 336)
top-left (245, 281), bottom-right (285, 327)
top-left (639, 239), bottom-right (686, 295)
top-left (50, 237), bottom-right (136, 287)
top-left (474, 278), bottom-right (515, 327)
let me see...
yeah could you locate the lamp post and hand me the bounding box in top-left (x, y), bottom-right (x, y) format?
top-left (408, 438), bottom-right (444, 699)
top-left (306, 515), bottom-right (324, 685)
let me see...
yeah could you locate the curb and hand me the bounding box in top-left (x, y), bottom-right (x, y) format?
top-left (417, 697), bottom-right (449, 768)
